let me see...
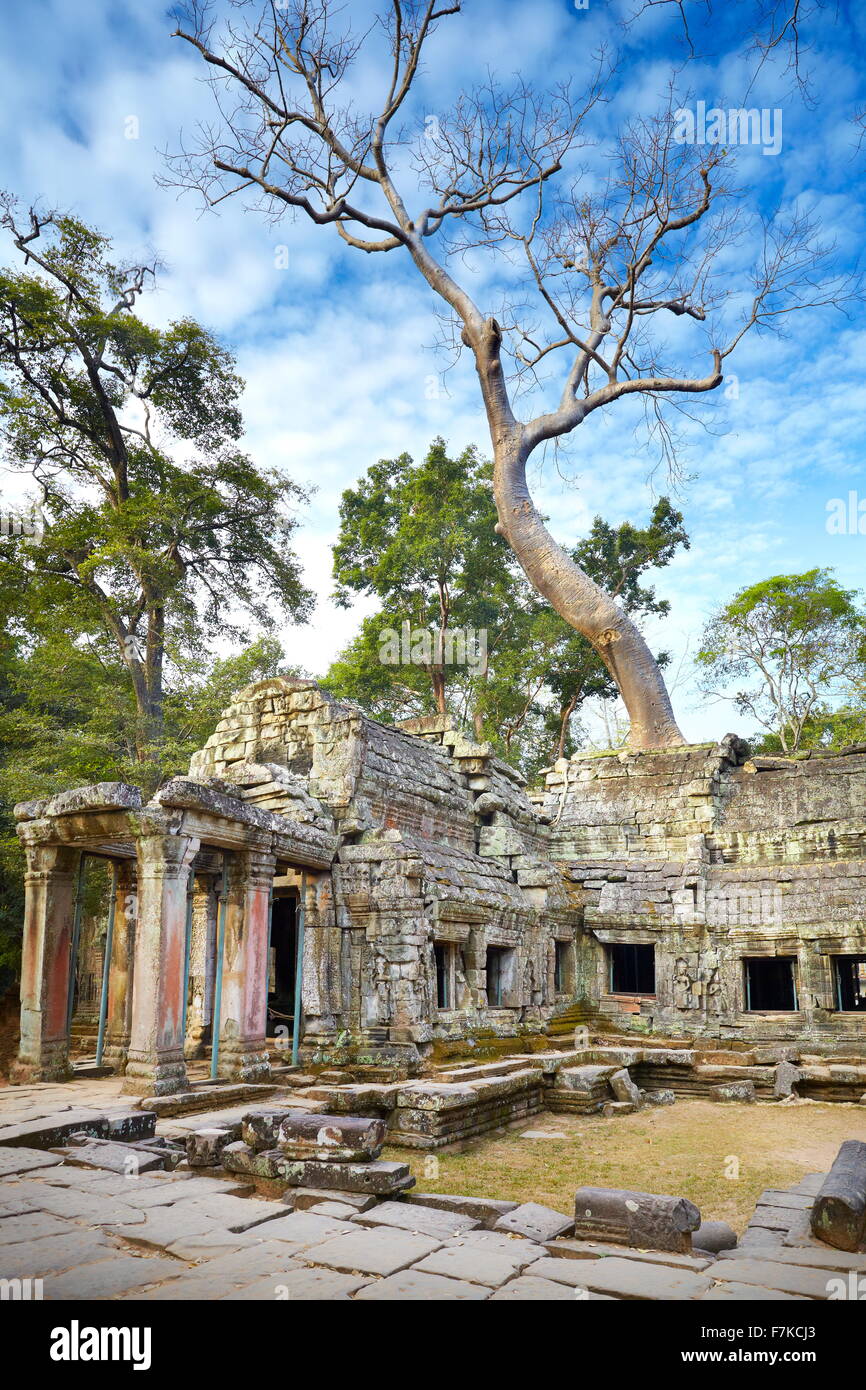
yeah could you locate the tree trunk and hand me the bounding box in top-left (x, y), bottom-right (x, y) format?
top-left (557, 694), bottom-right (578, 760)
top-left (491, 430), bottom-right (685, 750)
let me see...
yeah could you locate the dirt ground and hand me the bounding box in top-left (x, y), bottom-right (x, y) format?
top-left (386, 1099), bottom-right (866, 1232)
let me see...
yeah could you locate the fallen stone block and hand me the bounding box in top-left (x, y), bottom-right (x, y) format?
top-left (186, 1126), bottom-right (239, 1168)
top-left (694, 1220), bottom-right (738, 1253)
top-left (493, 1202), bottom-right (573, 1243)
top-left (810, 1139), bottom-right (866, 1252)
top-left (573, 1186), bottom-right (701, 1253)
top-left (106, 1111), bottom-right (157, 1143)
top-left (642, 1089), bottom-right (676, 1106)
top-left (276, 1113), bottom-right (386, 1163)
top-left (241, 1108), bottom-right (294, 1152)
top-left (602, 1100), bottom-right (637, 1117)
top-left (709, 1081), bottom-right (756, 1103)
top-left (610, 1068), bottom-right (642, 1106)
top-left (556, 1064), bottom-right (617, 1093)
top-left (773, 1061), bottom-right (802, 1100)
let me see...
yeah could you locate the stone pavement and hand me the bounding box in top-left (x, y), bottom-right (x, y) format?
top-left (1, 1154), bottom-right (864, 1300)
top-left (2, 1081), bottom-right (865, 1300)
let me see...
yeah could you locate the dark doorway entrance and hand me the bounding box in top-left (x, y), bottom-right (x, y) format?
top-left (267, 895), bottom-right (297, 1038)
top-left (744, 956), bottom-right (798, 1011)
top-left (834, 955), bottom-right (866, 1012)
top-left (607, 943), bottom-right (655, 995)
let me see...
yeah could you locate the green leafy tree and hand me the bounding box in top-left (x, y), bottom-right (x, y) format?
top-left (326, 438), bottom-right (686, 774)
top-left (0, 199), bottom-right (312, 780)
top-left (0, 612), bottom-right (294, 982)
top-left (697, 569), bottom-right (866, 753)
top-left (330, 437), bottom-right (522, 724)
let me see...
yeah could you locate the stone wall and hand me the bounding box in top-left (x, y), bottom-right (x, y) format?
top-left (538, 739), bottom-right (866, 1051)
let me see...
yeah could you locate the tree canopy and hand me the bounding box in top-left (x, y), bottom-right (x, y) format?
top-left (0, 200), bottom-right (312, 780)
top-left (696, 569), bottom-right (866, 753)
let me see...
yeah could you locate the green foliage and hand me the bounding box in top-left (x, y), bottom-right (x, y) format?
top-left (325, 438), bottom-right (687, 777)
top-left (0, 199), bottom-right (312, 774)
top-left (751, 703), bottom-right (866, 754)
top-left (0, 617), bottom-right (294, 984)
top-left (697, 568), bottom-right (866, 753)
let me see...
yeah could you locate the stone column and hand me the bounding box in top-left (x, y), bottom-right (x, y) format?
top-left (216, 847), bottom-right (275, 1082)
top-left (122, 831), bottom-right (199, 1096)
top-left (184, 873), bottom-right (218, 1059)
top-left (13, 843), bottom-right (82, 1083)
top-left (103, 859), bottom-right (137, 1072)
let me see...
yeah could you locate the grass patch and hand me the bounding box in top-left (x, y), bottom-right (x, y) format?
top-left (385, 1099), bottom-right (866, 1231)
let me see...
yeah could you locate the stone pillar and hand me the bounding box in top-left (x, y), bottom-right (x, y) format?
top-left (122, 831), bottom-right (199, 1096)
top-left (184, 873), bottom-right (218, 1059)
top-left (216, 848), bottom-right (275, 1082)
top-left (13, 843), bottom-right (82, 1083)
top-left (103, 859), bottom-right (137, 1072)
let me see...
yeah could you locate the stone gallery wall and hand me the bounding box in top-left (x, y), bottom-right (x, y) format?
top-left (539, 738), bottom-right (866, 1050)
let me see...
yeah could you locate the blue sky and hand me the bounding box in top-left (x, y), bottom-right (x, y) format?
top-left (1, 0), bottom-right (865, 744)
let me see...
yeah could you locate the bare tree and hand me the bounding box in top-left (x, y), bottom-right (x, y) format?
top-left (166, 0), bottom-right (848, 748)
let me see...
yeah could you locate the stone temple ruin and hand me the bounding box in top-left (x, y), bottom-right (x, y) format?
top-left (5, 677), bottom-right (866, 1302)
top-left (12, 676), bottom-right (866, 1095)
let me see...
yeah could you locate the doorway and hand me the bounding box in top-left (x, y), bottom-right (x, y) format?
top-left (267, 894), bottom-right (298, 1037)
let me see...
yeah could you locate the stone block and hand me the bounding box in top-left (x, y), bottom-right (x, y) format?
top-left (573, 1186), bottom-right (700, 1253)
top-left (705, 1257), bottom-right (836, 1299)
top-left (773, 1061), bottom-right (802, 1099)
top-left (602, 1100), bottom-right (637, 1117)
top-left (694, 1220), bottom-right (738, 1253)
top-left (51, 1141), bottom-right (167, 1175)
top-left (353, 1200), bottom-right (479, 1238)
top-left (287, 1187), bottom-right (377, 1212)
top-left (494, 1202), bottom-right (573, 1243)
top-left (405, 1193), bottom-right (518, 1228)
top-left (610, 1068), bottom-right (642, 1106)
top-left (709, 1081), bottom-right (756, 1103)
top-left (303, 1226), bottom-right (443, 1277)
top-left (0, 1147), bottom-right (63, 1177)
top-left (570, 1255), bottom-right (712, 1300)
top-left (187, 1127), bottom-right (238, 1167)
top-left (413, 1244), bottom-right (525, 1287)
top-left (241, 1109), bottom-right (294, 1152)
top-left (642, 1089), bottom-right (676, 1106)
top-left (811, 1139), bottom-right (866, 1252)
top-left (275, 1113), bottom-right (387, 1163)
